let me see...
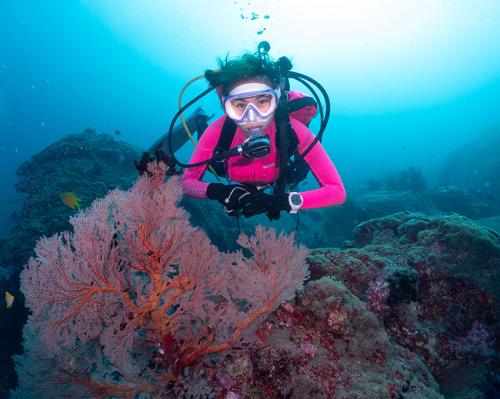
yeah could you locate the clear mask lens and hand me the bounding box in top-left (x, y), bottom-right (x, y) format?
top-left (223, 84), bottom-right (280, 126)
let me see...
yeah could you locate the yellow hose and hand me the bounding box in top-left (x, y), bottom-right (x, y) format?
top-left (177, 73), bottom-right (221, 181)
top-left (178, 74), bottom-right (204, 146)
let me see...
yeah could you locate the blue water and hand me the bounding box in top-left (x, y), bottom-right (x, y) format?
top-left (1, 1), bottom-right (500, 238)
top-left (1, 2), bottom-right (500, 397)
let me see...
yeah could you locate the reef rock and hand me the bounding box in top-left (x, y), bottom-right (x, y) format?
top-left (366, 166), bottom-right (428, 193)
top-left (318, 190), bottom-right (439, 249)
top-left (437, 125), bottom-right (500, 205)
top-left (427, 185), bottom-right (498, 220)
top-left (353, 190), bottom-right (438, 219)
top-left (0, 128), bottom-right (143, 269)
top-left (308, 212), bottom-right (499, 398)
top-left (475, 216), bottom-right (500, 236)
top-left (216, 277), bottom-right (443, 398)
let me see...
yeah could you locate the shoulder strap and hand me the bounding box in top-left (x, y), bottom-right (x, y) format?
top-left (216, 116), bottom-right (237, 151)
top-left (208, 116), bottom-right (237, 178)
top-left (287, 96), bottom-right (317, 113)
top-left (274, 97), bottom-right (291, 193)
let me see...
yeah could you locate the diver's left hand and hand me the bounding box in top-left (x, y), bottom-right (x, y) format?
top-left (240, 191), bottom-right (291, 218)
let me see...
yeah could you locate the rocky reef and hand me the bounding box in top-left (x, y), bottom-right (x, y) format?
top-left (0, 128), bottom-right (143, 269)
top-left (437, 125), bottom-right (500, 202)
top-left (1, 131), bottom-right (499, 397)
top-left (318, 165), bottom-right (500, 248)
top-left (306, 212), bottom-right (499, 398)
top-left (213, 276), bottom-right (443, 398)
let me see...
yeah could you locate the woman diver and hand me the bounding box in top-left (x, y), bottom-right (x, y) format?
top-left (172, 42), bottom-right (346, 221)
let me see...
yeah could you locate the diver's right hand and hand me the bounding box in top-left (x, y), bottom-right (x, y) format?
top-left (206, 183), bottom-right (252, 216)
top-left (134, 152), bottom-right (156, 175)
top-left (134, 150), bottom-right (178, 176)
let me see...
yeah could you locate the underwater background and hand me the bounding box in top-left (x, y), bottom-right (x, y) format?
top-left (1, 1), bottom-right (500, 398)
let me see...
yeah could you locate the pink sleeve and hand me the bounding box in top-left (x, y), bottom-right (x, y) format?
top-left (291, 118), bottom-right (347, 209)
top-left (181, 116), bottom-right (226, 198)
top-left (287, 91), bottom-right (318, 125)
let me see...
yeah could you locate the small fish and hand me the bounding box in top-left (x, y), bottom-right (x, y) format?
top-left (486, 195), bottom-right (496, 201)
top-left (61, 192), bottom-right (81, 209)
top-left (5, 291), bottom-right (14, 308)
top-left (114, 129), bottom-right (121, 136)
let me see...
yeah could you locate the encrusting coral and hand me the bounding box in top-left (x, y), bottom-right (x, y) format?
top-left (308, 212), bottom-right (500, 398)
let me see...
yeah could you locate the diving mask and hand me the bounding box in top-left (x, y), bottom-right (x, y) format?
top-left (223, 83), bottom-right (280, 131)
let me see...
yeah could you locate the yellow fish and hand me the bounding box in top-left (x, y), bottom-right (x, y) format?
top-left (61, 192), bottom-right (81, 209)
top-left (5, 291), bottom-right (14, 308)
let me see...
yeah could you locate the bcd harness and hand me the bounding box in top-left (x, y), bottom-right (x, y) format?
top-left (210, 93), bottom-right (318, 192)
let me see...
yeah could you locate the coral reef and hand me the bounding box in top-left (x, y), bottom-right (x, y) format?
top-left (3, 131), bottom-right (500, 398)
top-left (0, 128), bottom-right (143, 269)
top-left (9, 197), bottom-right (500, 397)
top-left (11, 163), bottom-right (309, 398)
top-left (319, 163), bottom-right (500, 249)
top-left (216, 277), bottom-right (442, 398)
top-left (318, 189), bottom-right (440, 249)
top-left (308, 211), bottom-right (500, 398)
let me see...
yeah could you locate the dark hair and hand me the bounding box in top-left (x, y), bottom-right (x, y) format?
top-left (205, 52), bottom-right (291, 95)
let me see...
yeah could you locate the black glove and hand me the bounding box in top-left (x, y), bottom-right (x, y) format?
top-left (207, 183), bottom-right (253, 217)
top-left (134, 150), bottom-right (178, 176)
top-left (240, 191), bottom-right (291, 219)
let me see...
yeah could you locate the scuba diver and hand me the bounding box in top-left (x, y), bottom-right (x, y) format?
top-left (149, 42), bottom-right (346, 222)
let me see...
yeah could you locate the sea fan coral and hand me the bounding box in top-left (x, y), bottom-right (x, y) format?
top-left (12, 162), bottom-right (309, 398)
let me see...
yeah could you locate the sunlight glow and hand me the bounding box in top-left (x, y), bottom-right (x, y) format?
top-left (84, 0), bottom-right (500, 112)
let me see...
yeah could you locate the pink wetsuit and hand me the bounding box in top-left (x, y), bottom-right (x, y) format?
top-left (182, 97), bottom-right (346, 209)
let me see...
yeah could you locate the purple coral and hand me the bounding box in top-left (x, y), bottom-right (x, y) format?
top-left (366, 279), bottom-right (390, 316)
top-left (300, 342), bottom-right (317, 357)
top-left (452, 320), bottom-right (494, 358)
